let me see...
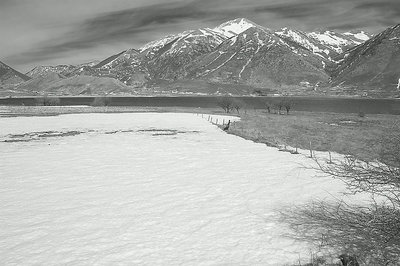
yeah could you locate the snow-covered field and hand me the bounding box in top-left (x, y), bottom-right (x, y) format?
top-left (0, 113), bottom-right (349, 265)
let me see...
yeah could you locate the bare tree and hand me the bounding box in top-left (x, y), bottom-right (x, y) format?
top-left (282, 99), bottom-right (293, 115)
top-left (265, 101), bottom-right (272, 113)
top-left (232, 99), bottom-right (244, 114)
top-left (277, 101), bottom-right (284, 114)
top-left (217, 96), bottom-right (234, 113)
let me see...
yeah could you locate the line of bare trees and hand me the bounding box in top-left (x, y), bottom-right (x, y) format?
top-left (217, 96), bottom-right (293, 115)
top-left (35, 96), bottom-right (61, 106)
top-left (265, 100), bottom-right (292, 115)
top-left (217, 96), bottom-right (244, 114)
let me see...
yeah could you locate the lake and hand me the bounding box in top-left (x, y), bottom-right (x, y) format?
top-left (1, 96), bottom-right (400, 114)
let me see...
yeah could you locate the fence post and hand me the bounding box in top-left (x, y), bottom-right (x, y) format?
top-left (309, 141), bottom-right (313, 158)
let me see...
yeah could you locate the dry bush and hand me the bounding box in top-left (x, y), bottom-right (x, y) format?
top-left (280, 132), bottom-right (400, 265)
top-left (281, 200), bottom-right (400, 265)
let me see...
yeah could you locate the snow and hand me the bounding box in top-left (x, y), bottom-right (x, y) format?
top-left (239, 32), bottom-right (263, 78)
top-left (343, 31), bottom-right (370, 41)
top-left (0, 113), bottom-right (353, 265)
top-left (353, 31), bottom-right (370, 41)
top-left (213, 18), bottom-right (256, 38)
top-left (275, 28), bottom-right (335, 60)
top-left (230, 36), bottom-right (238, 45)
top-left (139, 34), bottom-right (183, 53)
top-left (205, 51), bottom-right (239, 75)
top-left (307, 31), bottom-right (354, 53)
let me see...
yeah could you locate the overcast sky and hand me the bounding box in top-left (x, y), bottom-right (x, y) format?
top-left (1, 0), bottom-right (399, 72)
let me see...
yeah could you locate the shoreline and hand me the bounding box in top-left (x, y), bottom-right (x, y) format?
top-left (1, 105), bottom-right (397, 160)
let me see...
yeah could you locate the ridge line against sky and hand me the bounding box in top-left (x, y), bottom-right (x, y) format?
top-left (1, 0), bottom-right (399, 72)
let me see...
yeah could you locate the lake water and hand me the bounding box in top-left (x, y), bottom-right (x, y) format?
top-left (0, 113), bottom-right (348, 265)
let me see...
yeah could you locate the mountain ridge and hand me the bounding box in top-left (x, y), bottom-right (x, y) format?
top-left (3, 18), bottom-right (400, 97)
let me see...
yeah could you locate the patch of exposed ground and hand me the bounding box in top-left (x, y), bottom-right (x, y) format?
top-left (2, 131), bottom-right (84, 142)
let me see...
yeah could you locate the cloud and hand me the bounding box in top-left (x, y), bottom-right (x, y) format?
top-left (356, 0), bottom-right (400, 25)
top-left (10, 1), bottom-right (215, 64)
top-left (254, 0), bottom-right (330, 19)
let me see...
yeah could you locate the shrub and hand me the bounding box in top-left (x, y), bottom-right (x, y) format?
top-left (281, 133), bottom-right (400, 265)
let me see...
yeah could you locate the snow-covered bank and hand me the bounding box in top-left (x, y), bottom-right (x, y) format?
top-left (0, 113), bottom-right (350, 265)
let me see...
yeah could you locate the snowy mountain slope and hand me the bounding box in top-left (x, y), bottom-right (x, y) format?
top-left (145, 28), bottom-right (228, 80)
top-left (331, 24), bottom-right (400, 96)
top-left (275, 28), bottom-right (335, 63)
top-left (343, 31), bottom-right (370, 43)
top-left (276, 28), bottom-right (370, 63)
top-left (93, 51), bottom-right (128, 69)
top-left (0, 61), bottom-right (30, 85)
top-left (141, 18), bottom-right (329, 88)
top-left (69, 49), bottom-right (149, 86)
top-left (186, 26), bottom-right (329, 88)
top-left (307, 30), bottom-right (369, 54)
top-left (139, 33), bottom-right (187, 59)
top-left (26, 65), bottom-right (76, 78)
top-left (26, 61), bottom-right (101, 79)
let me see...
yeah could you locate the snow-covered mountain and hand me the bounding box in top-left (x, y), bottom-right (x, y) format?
top-left (12, 18), bottom-right (398, 97)
top-left (134, 18), bottom-right (331, 89)
top-left (188, 26), bottom-right (328, 88)
top-left (145, 28), bottom-right (228, 80)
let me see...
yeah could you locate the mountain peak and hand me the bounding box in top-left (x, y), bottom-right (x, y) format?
top-left (213, 18), bottom-right (260, 38)
top-left (0, 60), bottom-right (31, 85)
